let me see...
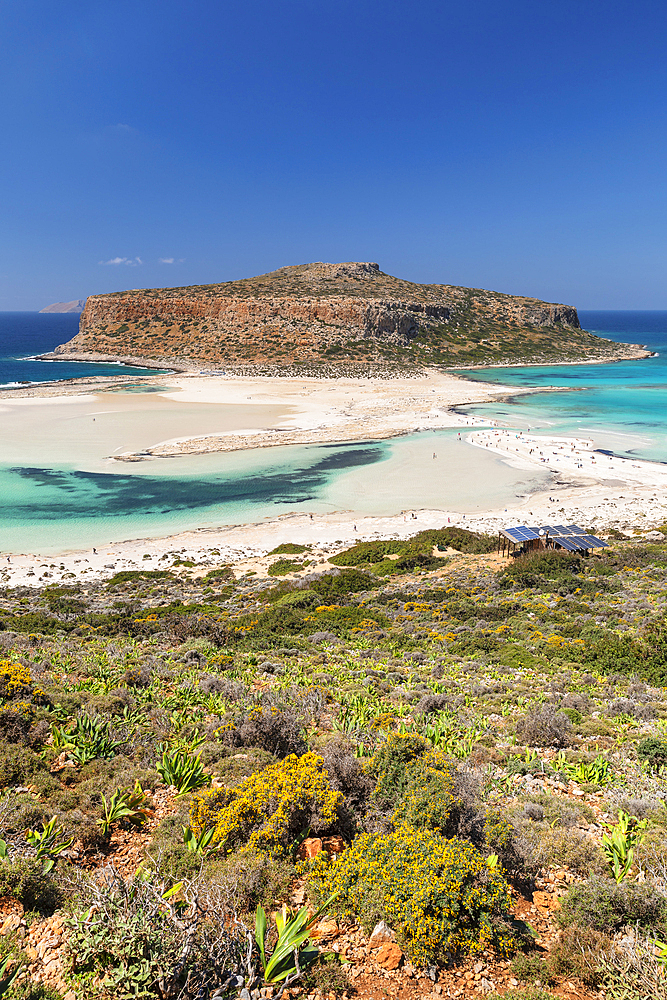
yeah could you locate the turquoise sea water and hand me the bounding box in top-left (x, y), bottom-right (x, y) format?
top-left (458, 311), bottom-right (667, 463)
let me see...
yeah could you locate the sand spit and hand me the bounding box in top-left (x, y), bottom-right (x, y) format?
top-left (2, 367), bottom-right (667, 585)
top-left (103, 369), bottom-right (538, 460)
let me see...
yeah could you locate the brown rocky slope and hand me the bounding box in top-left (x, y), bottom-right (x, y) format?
top-left (50, 261), bottom-right (649, 367)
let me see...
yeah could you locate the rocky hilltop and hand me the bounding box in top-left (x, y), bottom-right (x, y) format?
top-left (50, 262), bottom-right (648, 367)
top-left (40, 298), bottom-right (86, 314)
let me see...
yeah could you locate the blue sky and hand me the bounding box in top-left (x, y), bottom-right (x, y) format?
top-left (2, 0), bottom-right (667, 309)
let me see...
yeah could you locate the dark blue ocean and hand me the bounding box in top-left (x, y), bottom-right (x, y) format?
top-left (0, 312), bottom-right (164, 385)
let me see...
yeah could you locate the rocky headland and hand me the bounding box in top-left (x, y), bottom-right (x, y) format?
top-left (46, 261), bottom-right (650, 368)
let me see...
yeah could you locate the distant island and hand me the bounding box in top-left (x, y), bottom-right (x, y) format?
top-left (46, 262), bottom-right (649, 367)
top-left (39, 298), bottom-right (86, 314)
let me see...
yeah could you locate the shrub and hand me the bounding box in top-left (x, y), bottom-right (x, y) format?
top-left (306, 826), bottom-right (512, 965)
top-left (637, 736), bottom-right (667, 770)
top-left (223, 705), bottom-right (307, 758)
top-left (368, 733), bottom-right (428, 805)
top-left (268, 558), bottom-right (302, 576)
top-left (545, 924), bottom-right (607, 987)
top-left (499, 551), bottom-right (582, 591)
top-left (0, 856), bottom-right (63, 913)
top-left (304, 955), bottom-right (349, 996)
top-left (319, 737), bottom-right (374, 835)
top-left (0, 741), bottom-right (45, 788)
top-left (558, 876), bottom-right (667, 933)
top-left (0, 659), bottom-right (30, 700)
top-left (516, 704), bottom-right (572, 747)
top-left (65, 867), bottom-right (248, 1000)
top-left (189, 752), bottom-right (343, 856)
top-left (330, 540), bottom-right (405, 566)
top-left (0, 708), bottom-right (32, 744)
top-left (309, 570), bottom-right (378, 597)
top-left (269, 543), bottom-right (309, 555)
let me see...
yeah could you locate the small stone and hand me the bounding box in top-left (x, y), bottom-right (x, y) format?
top-left (368, 920), bottom-right (396, 948)
top-left (297, 837), bottom-right (323, 860)
top-left (376, 943), bottom-right (403, 970)
top-left (311, 918), bottom-right (338, 940)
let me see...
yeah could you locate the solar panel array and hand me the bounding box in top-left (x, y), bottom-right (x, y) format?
top-left (500, 523), bottom-right (608, 550)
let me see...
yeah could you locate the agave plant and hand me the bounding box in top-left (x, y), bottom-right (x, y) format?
top-left (182, 825), bottom-right (218, 856)
top-left (255, 894), bottom-right (337, 985)
top-left (155, 745), bottom-right (211, 794)
top-left (25, 816), bottom-right (73, 873)
top-left (51, 715), bottom-right (123, 764)
top-left (97, 781), bottom-right (151, 837)
top-left (601, 809), bottom-right (648, 883)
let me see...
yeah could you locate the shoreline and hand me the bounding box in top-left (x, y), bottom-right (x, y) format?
top-left (1, 357), bottom-right (667, 575)
top-left (1, 473), bottom-right (666, 589)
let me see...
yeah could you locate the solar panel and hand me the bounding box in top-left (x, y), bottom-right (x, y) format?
top-left (554, 538), bottom-right (580, 551)
top-left (578, 534), bottom-right (608, 548)
top-left (502, 523), bottom-right (608, 550)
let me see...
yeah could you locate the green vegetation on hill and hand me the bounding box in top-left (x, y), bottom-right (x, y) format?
top-left (2, 531), bottom-right (667, 997)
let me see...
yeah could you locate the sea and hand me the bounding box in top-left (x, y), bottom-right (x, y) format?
top-left (457, 311), bottom-right (667, 464)
top-left (0, 312), bottom-right (165, 385)
top-left (0, 310), bottom-right (665, 553)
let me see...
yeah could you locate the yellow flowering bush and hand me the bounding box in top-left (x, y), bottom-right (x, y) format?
top-left (306, 825), bottom-right (513, 965)
top-left (190, 751), bottom-right (343, 856)
top-left (0, 660), bottom-right (32, 702)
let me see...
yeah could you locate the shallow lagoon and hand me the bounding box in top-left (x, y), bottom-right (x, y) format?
top-left (0, 429), bottom-right (549, 553)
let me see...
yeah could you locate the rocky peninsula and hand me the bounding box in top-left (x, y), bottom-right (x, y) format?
top-left (44, 261), bottom-right (650, 368)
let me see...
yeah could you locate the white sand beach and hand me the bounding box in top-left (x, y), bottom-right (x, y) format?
top-left (1, 368), bottom-right (667, 584)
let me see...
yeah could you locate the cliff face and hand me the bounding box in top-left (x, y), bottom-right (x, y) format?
top-left (51, 261), bottom-right (639, 367)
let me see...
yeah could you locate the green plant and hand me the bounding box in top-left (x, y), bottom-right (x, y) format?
top-left (255, 895), bottom-right (336, 985)
top-left (0, 953), bottom-right (23, 996)
top-left (181, 825), bottom-right (218, 856)
top-left (558, 876), bottom-right (667, 933)
top-left (65, 866), bottom-right (249, 1000)
top-left (637, 736), bottom-right (667, 771)
top-left (601, 809), bottom-right (648, 883)
top-left (97, 781), bottom-right (151, 837)
top-left (269, 543), bottom-right (309, 555)
top-left (553, 751), bottom-right (612, 785)
top-left (51, 715), bottom-right (123, 764)
top-left (155, 746), bottom-right (211, 794)
top-left (268, 559), bottom-right (302, 577)
top-left (0, 856), bottom-right (63, 912)
top-left (25, 815), bottom-right (73, 873)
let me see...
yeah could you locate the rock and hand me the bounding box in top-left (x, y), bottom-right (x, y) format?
top-left (533, 890), bottom-right (560, 914)
top-left (311, 918), bottom-right (338, 940)
top-left (322, 835), bottom-right (345, 855)
top-left (0, 914), bottom-right (22, 935)
top-left (376, 943), bottom-right (403, 970)
top-left (368, 921), bottom-right (396, 948)
top-left (297, 837), bottom-right (323, 860)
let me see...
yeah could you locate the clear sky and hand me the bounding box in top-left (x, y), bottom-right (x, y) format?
top-left (2, 0), bottom-right (667, 310)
